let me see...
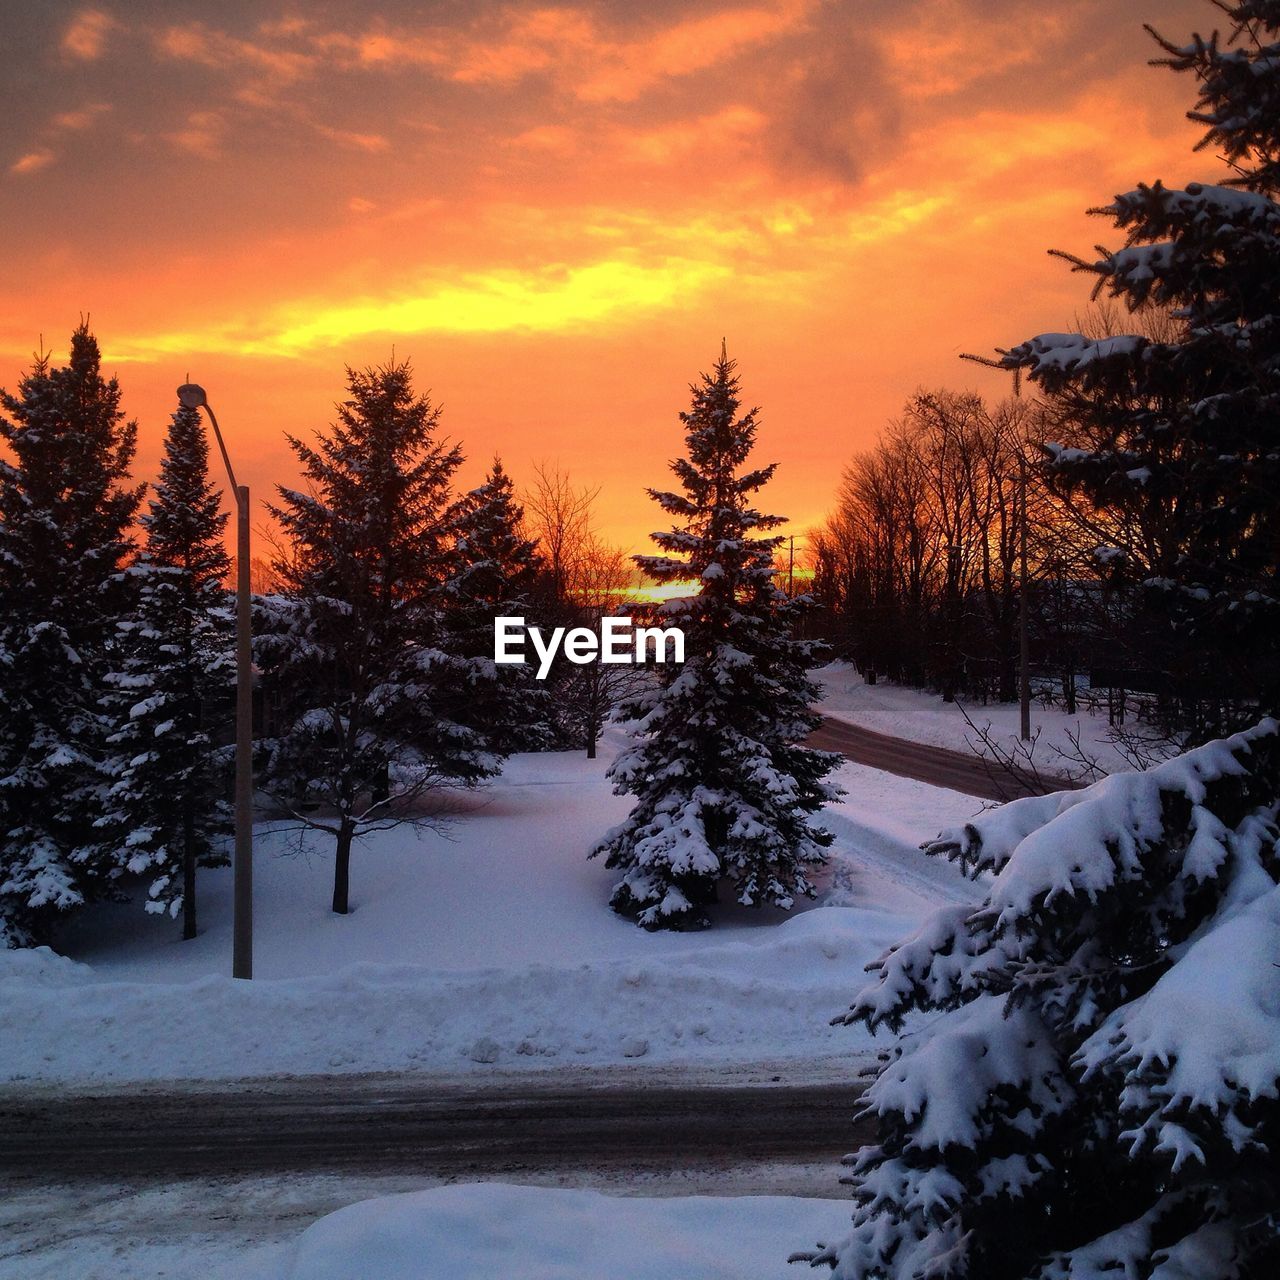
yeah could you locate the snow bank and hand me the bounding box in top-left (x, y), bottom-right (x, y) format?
top-left (281, 1183), bottom-right (847, 1280)
top-left (0, 944), bottom-right (92, 989)
top-left (0, 905), bottom-right (921, 1083)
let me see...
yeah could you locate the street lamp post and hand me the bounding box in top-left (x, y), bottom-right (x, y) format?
top-left (1019, 451), bottom-right (1032, 742)
top-left (177, 383), bottom-right (253, 980)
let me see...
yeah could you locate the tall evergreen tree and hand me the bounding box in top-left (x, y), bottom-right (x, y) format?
top-left (442, 458), bottom-right (555, 752)
top-left (795, 11), bottom-right (1280, 1277)
top-left (590, 349), bottom-right (840, 930)
top-left (257, 360), bottom-right (499, 915)
top-left (987, 0), bottom-right (1280, 733)
top-left (0, 323), bottom-right (142, 946)
top-left (101, 402), bottom-right (233, 940)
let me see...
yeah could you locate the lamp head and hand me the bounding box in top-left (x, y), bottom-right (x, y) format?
top-left (176, 382), bottom-right (208, 410)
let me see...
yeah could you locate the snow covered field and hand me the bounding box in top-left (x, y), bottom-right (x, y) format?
top-left (1, 718), bottom-right (987, 1280)
top-left (1, 732), bottom-right (982, 1086)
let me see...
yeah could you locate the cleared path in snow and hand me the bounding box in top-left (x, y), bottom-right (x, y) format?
top-left (0, 1076), bottom-right (872, 1181)
top-left (809, 713), bottom-right (1075, 800)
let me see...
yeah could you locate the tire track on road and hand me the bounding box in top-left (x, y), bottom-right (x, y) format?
top-left (0, 1079), bottom-right (872, 1181)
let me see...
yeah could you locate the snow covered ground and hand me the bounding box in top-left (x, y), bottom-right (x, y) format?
top-left (0, 1178), bottom-right (851, 1280)
top-left (1, 734), bottom-right (982, 1085)
top-left (44, 740), bottom-right (975, 982)
top-left (814, 660), bottom-right (1133, 772)
top-left (1, 714), bottom-right (990, 1278)
top-left (282, 1183), bottom-right (847, 1280)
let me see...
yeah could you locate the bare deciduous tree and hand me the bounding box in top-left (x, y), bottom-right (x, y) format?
top-left (523, 463), bottom-right (648, 756)
top-left (524, 462), bottom-right (598, 602)
top-left (564, 536), bottom-right (647, 759)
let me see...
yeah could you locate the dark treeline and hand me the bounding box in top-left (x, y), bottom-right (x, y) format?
top-left (810, 7), bottom-right (1280, 1278)
top-left (0, 333), bottom-right (830, 945)
top-left (810, 3), bottom-right (1280, 749)
top-left (812, 282), bottom-right (1279, 746)
top-left (812, 390), bottom-right (1033, 707)
top-left (811, 386), bottom-right (1104, 715)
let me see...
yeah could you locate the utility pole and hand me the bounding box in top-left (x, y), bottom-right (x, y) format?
top-left (1019, 451), bottom-right (1032, 742)
top-left (788, 534), bottom-right (795, 596)
top-left (177, 383), bottom-right (253, 979)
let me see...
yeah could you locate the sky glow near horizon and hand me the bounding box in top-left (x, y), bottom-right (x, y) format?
top-left (0, 0), bottom-right (1222, 552)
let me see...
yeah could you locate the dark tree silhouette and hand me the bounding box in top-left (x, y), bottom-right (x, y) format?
top-left (987, 0), bottom-right (1280, 735)
top-left (0, 323), bottom-right (142, 946)
top-left (442, 457), bottom-right (555, 753)
top-left (258, 360), bottom-right (498, 915)
top-left (101, 401), bottom-right (233, 940)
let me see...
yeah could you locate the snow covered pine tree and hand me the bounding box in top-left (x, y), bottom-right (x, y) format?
top-left (442, 458), bottom-right (555, 753)
top-left (257, 360), bottom-right (499, 915)
top-left (985, 0), bottom-right (1280, 731)
top-left (591, 348), bottom-right (840, 929)
top-left (796, 722), bottom-right (1280, 1279)
top-left (100, 400), bottom-right (233, 940)
top-left (0, 324), bottom-right (142, 947)
top-left (796, 11), bottom-right (1280, 1274)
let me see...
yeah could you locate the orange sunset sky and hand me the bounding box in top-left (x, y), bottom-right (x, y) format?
top-left (1, 0), bottom-right (1225, 554)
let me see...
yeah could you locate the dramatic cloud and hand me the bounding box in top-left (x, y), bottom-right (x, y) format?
top-left (0, 0), bottom-right (1223, 549)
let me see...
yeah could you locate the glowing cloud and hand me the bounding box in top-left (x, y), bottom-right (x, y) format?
top-left (0, 0), bottom-right (1219, 556)
top-left (61, 8), bottom-right (116, 62)
top-left (101, 257), bottom-right (733, 361)
top-left (10, 150), bottom-right (55, 175)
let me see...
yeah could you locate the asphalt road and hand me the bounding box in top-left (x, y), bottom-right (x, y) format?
top-left (0, 1077), bottom-right (873, 1182)
top-left (808, 713), bottom-right (1068, 800)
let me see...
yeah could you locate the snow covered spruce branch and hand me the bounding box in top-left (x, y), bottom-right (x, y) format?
top-left (795, 720), bottom-right (1280, 1280)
